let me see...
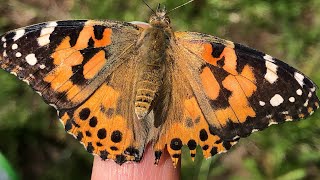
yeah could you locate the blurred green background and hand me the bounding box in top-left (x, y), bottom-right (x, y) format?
top-left (0, 0), bottom-right (319, 179)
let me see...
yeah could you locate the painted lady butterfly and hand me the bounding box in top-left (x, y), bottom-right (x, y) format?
top-left (0, 4), bottom-right (319, 167)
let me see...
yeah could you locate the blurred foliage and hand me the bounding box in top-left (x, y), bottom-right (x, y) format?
top-left (0, 0), bottom-right (320, 179)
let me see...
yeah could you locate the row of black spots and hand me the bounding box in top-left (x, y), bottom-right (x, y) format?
top-left (77, 108), bottom-right (98, 128)
top-left (85, 141), bottom-right (123, 163)
top-left (77, 108), bottom-right (123, 143)
top-left (196, 129), bottom-right (210, 153)
top-left (87, 144), bottom-right (141, 164)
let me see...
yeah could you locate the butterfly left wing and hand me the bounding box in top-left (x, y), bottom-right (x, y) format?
top-left (0, 20), bottom-right (153, 163)
top-left (152, 31), bottom-right (319, 166)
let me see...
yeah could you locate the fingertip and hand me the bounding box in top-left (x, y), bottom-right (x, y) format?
top-left (91, 146), bottom-right (180, 180)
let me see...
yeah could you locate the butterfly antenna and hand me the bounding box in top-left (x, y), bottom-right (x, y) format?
top-left (167, 0), bottom-right (195, 14)
top-left (142, 0), bottom-right (156, 14)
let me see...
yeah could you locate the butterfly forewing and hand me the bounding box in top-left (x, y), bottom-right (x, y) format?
top-left (174, 31), bottom-right (319, 141)
top-left (0, 20), bottom-right (142, 109)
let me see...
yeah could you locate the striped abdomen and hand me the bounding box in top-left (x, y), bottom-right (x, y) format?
top-left (135, 63), bottom-right (164, 119)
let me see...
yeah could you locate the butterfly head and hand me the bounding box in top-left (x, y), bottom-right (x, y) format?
top-left (149, 4), bottom-right (171, 28)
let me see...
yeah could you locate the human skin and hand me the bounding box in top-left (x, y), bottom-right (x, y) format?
top-left (91, 146), bottom-right (180, 180)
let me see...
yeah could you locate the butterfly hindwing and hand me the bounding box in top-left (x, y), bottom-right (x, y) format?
top-left (152, 61), bottom-right (239, 164)
top-left (59, 57), bottom-right (150, 164)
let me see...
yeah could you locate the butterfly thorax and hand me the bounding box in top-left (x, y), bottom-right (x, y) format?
top-left (134, 8), bottom-right (172, 119)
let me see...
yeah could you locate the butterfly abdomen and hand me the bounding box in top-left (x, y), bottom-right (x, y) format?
top-left (135, 64), bottom-right (164, 119)
top-left (134, 27), bottom-right (168, 119)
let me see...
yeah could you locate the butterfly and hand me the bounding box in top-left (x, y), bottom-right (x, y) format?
top-left (0, 4), bottom-right (319, 167)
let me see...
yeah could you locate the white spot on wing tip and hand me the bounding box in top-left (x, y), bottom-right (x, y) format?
top-left (12, 43), bottom-right (18, 50)
top-left (311, 87), bottom-right (316, 92)
top-left (304, 99), bottom-right (309, 107)
top-left (251, 129), bottom-right (259, 133)
top-left (10, 71), bottom-right (17, 76)
top-left (1, 36), bottom-right (6, 42)
top-left (38, 22), bottom-right (57, 46)
top-left (296, 89), bottom-right (303, 96)
top-left (13, 29), bottom-right (25, 41)
top-left (259, 101), bottom-right (266, 106)
top-left (22, 79), bottom-right (30, 85)
top-left (218, 150), bottom-right (227, 154)
top-left (289, 97), bottom-right (295, 102)
top-left (270, 94), bottom-right (284, 107)
top-left (25, 53), bottom-right (37, 66)
top-left (3, 50), bottom-right (7, 57)
top-left (39, 64), bottom-right (46, 69)
top-left (48, 21), bottom-right (58, 27)
top-left (264, 61), bottom-right (278, 84)
top-left (294, 72), bottom-right (305, 87)
top-left (233, 135), bottom-right (240, 140)
top-left (264, 54), bottom-right (275, 62)
top-left (49, 103), bottom-right (58, 109)
top-left (15, 52), bottom-right (22, 57)
top-left (36, 91), bottom-right (42, 96)
top-left (3, 42), bottom-right (6, 48)
top-left (268, 121), bottom-right (278, 126)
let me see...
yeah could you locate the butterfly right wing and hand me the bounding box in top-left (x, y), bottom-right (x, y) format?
top-left (151, 31), bottom-right (319, 167)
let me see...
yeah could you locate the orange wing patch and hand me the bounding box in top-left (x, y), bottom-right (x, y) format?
top-left (83, 50), bottom-right (106, 79)
top-left (43, 26), bottom-right (111, 103)
top-left (60, 83), bottom-right (138, 162)
top-left (202, 43), bottom-right (238, 75)
top-left (154, 97), bottom-right (238, 167)
top-left (209, 67), bottom-right (257, 126)
top-left (200, 67), bottom-right (220, 100)
top-left (200, 43), bottom-right (258, 125)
